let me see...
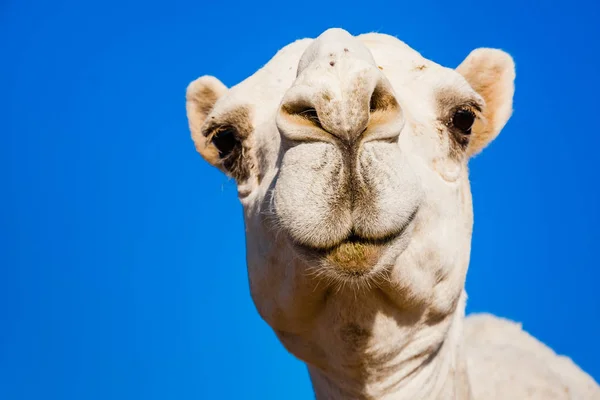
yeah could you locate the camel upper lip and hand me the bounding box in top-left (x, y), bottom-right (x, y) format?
top-left (290, 207), bottom-right (419, 254)
top-left (297, 224), bottom-right (410, 255)
top-left (341, 231), bottom-right (399, 247)
top-left (293, 232), bottom-right (394, 255)
top-left (333, 208), bottom-right (419, 250)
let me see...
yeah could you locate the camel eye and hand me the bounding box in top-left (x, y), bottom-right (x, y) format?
top-left (211, 127), bottom-right (239, 158)
top-left (452, 109), bottom-right (476, 134)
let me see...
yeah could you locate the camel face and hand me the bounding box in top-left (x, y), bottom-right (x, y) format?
top-left (186, 28), bottom-right (515, 331)
top-left (185, 31), bottom-right (600, 400)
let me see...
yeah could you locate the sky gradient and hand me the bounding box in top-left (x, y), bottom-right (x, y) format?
top-left (1, 0), bottom-right (599, 398)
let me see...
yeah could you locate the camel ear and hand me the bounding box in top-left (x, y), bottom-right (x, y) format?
top-left (456, 49), bottom-right (515, 157)
top-left (185, 75), bottom-right (229, 166)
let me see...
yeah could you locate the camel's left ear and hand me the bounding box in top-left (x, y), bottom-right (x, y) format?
top-left (457, 49), bottom-right (515, 157)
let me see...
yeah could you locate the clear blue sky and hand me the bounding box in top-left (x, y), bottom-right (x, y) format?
top-left (1, 0), bottom-right (599, 398)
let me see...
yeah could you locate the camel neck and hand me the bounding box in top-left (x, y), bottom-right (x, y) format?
top-left (306, 296), bottom-right (472, 400)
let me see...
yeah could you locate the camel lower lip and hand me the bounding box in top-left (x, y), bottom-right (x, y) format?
top-left (295, 234), bottom-right (397, 277)
top-left (324, 240), bottom-right (385, 275)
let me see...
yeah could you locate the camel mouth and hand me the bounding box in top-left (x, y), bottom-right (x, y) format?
top-left (297, 230), bottom-right (399, 254)
top-left (298, 206), bottom-right (419, 253)
top-left (293, 238), bottom-right (383, 278)
top-left (288, 207), bottom-right (419, 279)
top-left (295, 225), bottom-right (411, 279)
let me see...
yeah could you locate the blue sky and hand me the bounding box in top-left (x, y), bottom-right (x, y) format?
top-left (1, 0), bottom-right (599, 398)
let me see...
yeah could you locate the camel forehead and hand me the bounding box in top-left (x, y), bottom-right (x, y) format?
top-left (212, 32), bottom-right (474, 121)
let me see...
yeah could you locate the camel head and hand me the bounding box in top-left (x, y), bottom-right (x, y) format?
top-left (186, 28), bottom-right (515, 381)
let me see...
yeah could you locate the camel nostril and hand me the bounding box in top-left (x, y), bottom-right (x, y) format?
top-left (298, 107), bottom-right (320, 124)
top-left (369, 84), bottom-right (399, 114)
top-left (281, 101), bottom-right (323, 129)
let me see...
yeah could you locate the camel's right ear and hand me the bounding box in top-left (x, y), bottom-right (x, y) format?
top-left (185, 76), bottom-right (229, 166)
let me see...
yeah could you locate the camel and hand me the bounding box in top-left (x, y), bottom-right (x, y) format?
top-left (185, 28), bottom-right (600, 399)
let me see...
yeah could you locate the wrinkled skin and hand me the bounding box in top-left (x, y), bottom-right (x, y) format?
top-left (185, 29), bottom-right (600, 399)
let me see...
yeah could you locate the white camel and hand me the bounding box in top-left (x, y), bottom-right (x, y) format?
top-left (185, 28), bottom-right (600, 399)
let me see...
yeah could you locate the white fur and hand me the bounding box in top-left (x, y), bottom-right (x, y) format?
top-left (186, 28), bottom-right (600, 399)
